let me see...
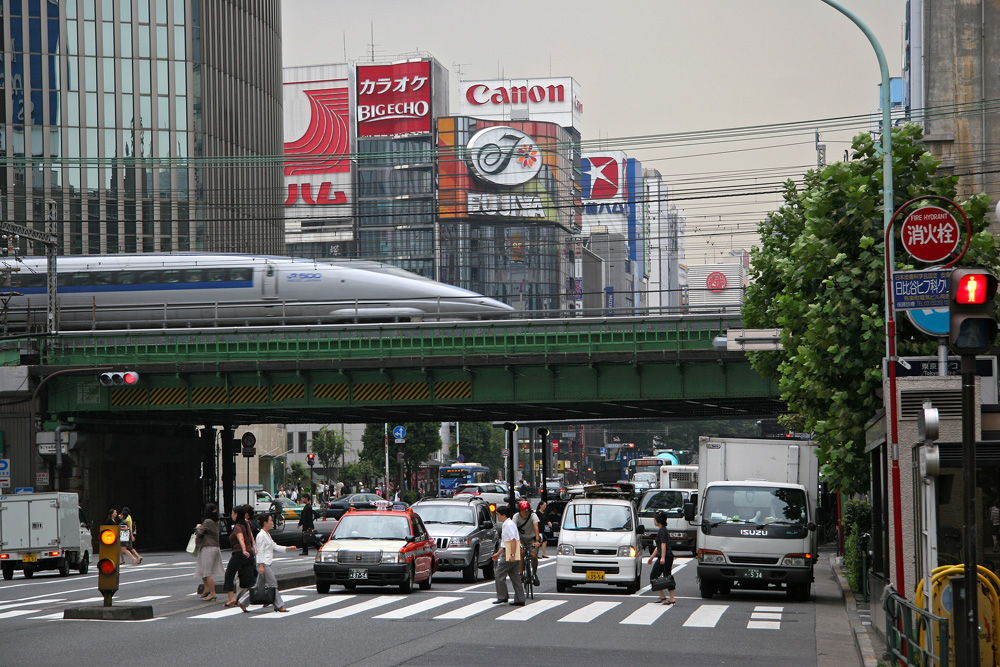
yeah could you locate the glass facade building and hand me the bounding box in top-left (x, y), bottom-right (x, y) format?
top-left (0, 0), bottom-right (284, 256)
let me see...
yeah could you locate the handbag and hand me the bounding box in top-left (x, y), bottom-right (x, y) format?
top-left (248, 572), bottom-right (276, 606)
top-left (185, 530), bottom-right (198, 555)
top-left (651, 574), bottom-right (676, 591)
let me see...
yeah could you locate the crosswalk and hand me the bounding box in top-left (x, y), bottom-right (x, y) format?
top-left (0, 589), bottom-right (790, 631)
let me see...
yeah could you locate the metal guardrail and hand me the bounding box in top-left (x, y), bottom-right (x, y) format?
top-left (884, 591), bottom-right (950, 666)
top-left (38, 313), bottom-right (746, 365)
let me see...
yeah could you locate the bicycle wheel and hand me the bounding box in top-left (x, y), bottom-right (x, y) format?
top-left (523, 555), bottom-right (534, 599)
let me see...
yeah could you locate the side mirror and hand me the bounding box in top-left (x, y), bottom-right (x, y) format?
top-left (636, 525), bottom-right (646, 534)
top-left (807, 522), bottom-right (818, 532)
top-left (683, 502), bottom-right (696, 522)
top-left (483, 522), bottom-right (494, 530)
top-left (405, 535), bottom-right (416, 543)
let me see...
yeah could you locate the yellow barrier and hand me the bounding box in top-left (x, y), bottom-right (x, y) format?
top-left (915, 564), bottom-right (1000, 666)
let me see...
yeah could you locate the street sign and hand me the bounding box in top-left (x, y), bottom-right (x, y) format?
top-left (900, 206), bottom-right (961, 263)
top-left (241, 432), bottom-right (256, 448)
top-left (0, 458), bottom-right (8, 489)
top-left (394, 438), bottom-right (405, 444)
top-left (893, 269), bottom-right (950, 311)
top-left (14, 487), bottom-right (32, 494)
top-left (907, 307), bottom-right (949, 336)
top-left (600, 447), bottom-right (606, 455)
top-left (552, 443), bottom-right (560, 453)
top-left (37, 442), bottom-right (69, 456)
top-left (502, 449), bottom-right (509, 457)
top-left (457, 455), bottom-right (465, 463)
top-left (393, 426), bottom-right (407, 439)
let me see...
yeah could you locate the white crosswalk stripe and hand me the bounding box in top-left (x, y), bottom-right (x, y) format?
top-left (312, 595), bottom-right (398, 619)
top-left (620, 602), bottom-right (672, 625)
top-left (0, 609), bottom-right (40, 619)
top-left (252, 596), bottom-right (352, 618)
top-left (558, 601), bottom-right (620, 623)
top-left (0, 598), bottom-right (64, 610)
top-left (372, 596), bottom-right (462, 619)
top-left (433, 598), bottom-right (498, 620)
top-left (189, 594), bottom-right (306, 619)
top-left (682, 604), bottom-right (728, 628)
top-left (497, 599), bottom-right (566, 621)
top-left (748, 604), bottom-right (783, 629)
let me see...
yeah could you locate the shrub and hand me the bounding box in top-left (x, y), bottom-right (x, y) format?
top-left (400, 490), bottom-right (419, 505)
top-left (842, 499), bottom-right (872, 592)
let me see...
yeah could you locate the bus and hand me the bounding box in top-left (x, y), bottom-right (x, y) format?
top-left (438, 464), bottom-right (491, 496)
top-left (626, 457), bottom-right (663, 481)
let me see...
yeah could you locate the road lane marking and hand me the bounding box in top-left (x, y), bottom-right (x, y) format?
top-left (749, 605), bottom-right (783, 629)
top-left (751, 612), bottom-right (782, 620)
top-left (0, 598), bottom-right (64, 609)
top-left (0, 609), bottom-right (40, 619)
top-left (372, 596), bottom-right (462, 619)
top-left (557, 601), bottom-right (620, 623)
top-left (252, 596), bottom-right (351, 618)
top-left (682, 604), bottom-right (728, 628)
top-left (748, 620), bottom-right (781, 629)
top-left (124, 596), bottom-right (170, 603)
top-left (497, 599), bottom-right (565, 621)
top-left (433, 599), bottom-right (497, 620)
top-left (620, 602), bottom-right (672, 625)
top-left (188, 595), bottom-right (304, 619)
top-left (29, 612), bottom-right (64, 620)
top-left (312, 595), bottom-right (399, 619)
top-left (755, 606), bottom-right (784, 612)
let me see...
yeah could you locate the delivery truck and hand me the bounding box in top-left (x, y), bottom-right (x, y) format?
top-left (684, 436), bottom-right (820, 601)
top-left (0, 492), bottom-right (93, 579)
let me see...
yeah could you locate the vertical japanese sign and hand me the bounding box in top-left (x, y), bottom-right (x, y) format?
top-left (356, 62), bottom-right (432, 137)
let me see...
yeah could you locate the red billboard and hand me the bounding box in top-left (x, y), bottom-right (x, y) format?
top-left (356, 61), bottom-right (432, 136)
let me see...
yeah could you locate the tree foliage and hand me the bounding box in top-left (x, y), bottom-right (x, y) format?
top-left (359, 422), bottom-right (443, 477)
top-left (287, 461), bottom-right (309, 488)
top-left (451, 421), bottom-right (505, 475)
top-left (309, 425), bottom-right (347, 479)
top-left (744, 123), bottom-right (998, 494)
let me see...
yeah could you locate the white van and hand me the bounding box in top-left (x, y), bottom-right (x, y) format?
top-left (554, 496), bottom-right (644, 593)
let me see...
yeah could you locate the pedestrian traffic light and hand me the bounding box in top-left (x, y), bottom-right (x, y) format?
top-left (99, 371), bottom-right (140, 387)
top-left (306, 453), bottom-right (315, 467)
top-left (396, 451), bottom-right (405, 465)
top-left (949, 267), bottom-right (999, 354)
top-left (97, 525), bottom-right (120, 598)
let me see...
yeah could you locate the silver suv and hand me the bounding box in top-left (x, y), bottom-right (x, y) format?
top-left (411, 497), bottom-right (498, 582)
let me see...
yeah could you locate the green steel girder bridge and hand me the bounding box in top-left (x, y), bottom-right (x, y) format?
top-left (32, 314), bottom-right (785, 428)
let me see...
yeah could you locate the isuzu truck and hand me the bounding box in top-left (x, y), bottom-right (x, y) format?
top-left (684, 436), bottom-right (820, 601)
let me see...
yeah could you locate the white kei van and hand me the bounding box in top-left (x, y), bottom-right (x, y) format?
top-left (554, 497), bottom-right (644, 593)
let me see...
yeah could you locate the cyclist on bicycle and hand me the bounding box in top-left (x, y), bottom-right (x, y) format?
top-left (514, 499), bottom-right (541, 587)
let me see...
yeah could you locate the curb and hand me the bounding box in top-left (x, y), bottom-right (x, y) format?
top-left (64, 604), bottom-right (154, 620)
top-left (831, 557), bottom-right (881, 667)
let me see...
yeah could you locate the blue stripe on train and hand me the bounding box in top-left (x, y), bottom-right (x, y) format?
top-left (16, 280), bottom-right (256, 295)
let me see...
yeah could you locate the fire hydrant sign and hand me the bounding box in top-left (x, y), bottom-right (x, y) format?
top-left (892, 269), bottom-right (950, 311)
top-left (900, 206), bottom-right (960, 263)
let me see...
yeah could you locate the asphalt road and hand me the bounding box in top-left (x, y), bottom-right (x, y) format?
top-left (0, 548), bottom-right (830, 667)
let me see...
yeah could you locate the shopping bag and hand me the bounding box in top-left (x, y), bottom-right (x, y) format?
top-left (248, 572), bottom-right (276, 606)
top-left (185, 531), bottom-right (198, 555)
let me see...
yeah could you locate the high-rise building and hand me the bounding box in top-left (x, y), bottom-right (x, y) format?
top-left (0, 0), bottom-right (284, 256)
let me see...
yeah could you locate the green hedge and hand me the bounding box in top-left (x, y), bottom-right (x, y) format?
top-left (843, 498), bottom-right (872, 592)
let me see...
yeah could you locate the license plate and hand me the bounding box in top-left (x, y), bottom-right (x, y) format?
top-left (586, 570), bottom-right (605, 581)
top-left (348, 568), bottom-right (368, 580)
top-left (743, 568), bottom-right (763, 579)
top-left (22, 554), bottom-right (37, 563)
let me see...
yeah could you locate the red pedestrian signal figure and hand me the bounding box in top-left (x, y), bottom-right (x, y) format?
top-left (949, 268), bottom-right (999, 354)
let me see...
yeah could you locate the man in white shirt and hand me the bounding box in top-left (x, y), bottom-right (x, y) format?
top-left (491, 505), bottom-right (526, 606)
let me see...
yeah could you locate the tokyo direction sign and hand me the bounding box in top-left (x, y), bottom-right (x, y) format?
top-left (893, 269), bottom-right (950, 311)
top-left (900, 206), bottom-right (961, 263)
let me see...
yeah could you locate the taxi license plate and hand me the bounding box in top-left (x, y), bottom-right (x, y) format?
top-left (22, 554), bottom-right (37, 563)
top-left (743, 568), bottom-right (763, 579)
top-left (348, 568), bottom-right (368, 580)
top-left (586, 570), bottom-right (605, 581)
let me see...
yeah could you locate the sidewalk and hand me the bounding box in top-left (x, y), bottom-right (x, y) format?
top-left (817, 545), bottom-right (887, 667)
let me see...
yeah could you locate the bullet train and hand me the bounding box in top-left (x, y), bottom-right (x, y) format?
top-left (0, 253), bottom-right (514, 331)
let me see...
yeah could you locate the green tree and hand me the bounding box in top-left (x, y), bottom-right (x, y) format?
top-left (359, 422), bottom-right (443, 478)
top-left (451, 421), bottom-right (504, 474)
top-left (744, 123), bottom-right (998, 494)
top-left (287, 461), bottom-right (309, 488)
top-left (309, 425), bottom-right (346, 481)
top-left (340, 460), bottom-right (380, 489)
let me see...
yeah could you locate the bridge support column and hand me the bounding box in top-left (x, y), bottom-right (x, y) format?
top-left (220, 426), bottom-right (237, 516)
top-left (200, 426), bottom-right (217, 511)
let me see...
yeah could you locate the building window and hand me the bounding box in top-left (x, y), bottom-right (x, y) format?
top-left (298, 431), bottom-right (307, 453)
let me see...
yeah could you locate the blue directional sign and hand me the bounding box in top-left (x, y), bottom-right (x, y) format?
top-left (392, 425), bottom-right (407, 440)
top-left (893, 269), bottom-right (950, 311)
top-left (907, 307), bottom-right (949, 336)
top-left (14, 487), bottom-right (33, 494)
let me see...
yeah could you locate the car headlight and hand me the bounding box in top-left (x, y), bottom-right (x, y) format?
top-left (449, 537), bottom-right (470, 547)
top-left (782, 554), bottom-right (809, 566)
top-left (381, 551), bottom-right (401, 563)
top-left (698, 550), bottom-right (726, 564)
top-left (617, 545), bottom-right (637, 557)
top-left (558, 544), bottom-right (575, 556)
top-left (318, 550), bottom-right (337, 563)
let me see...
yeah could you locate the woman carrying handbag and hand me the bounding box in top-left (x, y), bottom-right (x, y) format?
top-left (238, 512), bottom-right (296, 612)
top-left (647, 510), bottom-right (676, 605)
top-left (195, 503), bottom-right (224, 601)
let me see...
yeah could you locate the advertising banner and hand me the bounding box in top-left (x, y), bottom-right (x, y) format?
top-left (356, 61), bottom-right (432, 136)
top-left (459, 77), bottom-right (582, 131)
top-left (581, 152), bottom-right (628, 236)
top-left (283, 65), bottom-right (353, 222)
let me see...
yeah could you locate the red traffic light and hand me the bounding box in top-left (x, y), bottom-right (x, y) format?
top-left (307, 453), bottom-right (315, 467)
top-left (956, 273), bottom-right (990, 304)
top-left (98, 558), bottom-right (117, 575)
top-left (123, 371), bottom-right (139, 385)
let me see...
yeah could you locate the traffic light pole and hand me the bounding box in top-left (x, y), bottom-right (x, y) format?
top-left (539, 428), bottom-right (550, 503)
top-left (961, 353), bottom-right (981, 667)
top-left (503, 423), bottom-right (517, 508)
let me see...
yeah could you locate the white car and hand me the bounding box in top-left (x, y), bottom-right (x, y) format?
top-left (555, 497), bottom-right (644, 593)
top-left (453, 483), bottom-right (519, 508)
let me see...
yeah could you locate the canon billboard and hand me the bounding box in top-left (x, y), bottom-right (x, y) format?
top-left (356, 61), bottom-right (433, 136)
top-left (459, 77), bottom-right (583, 131)
top-left (283, 64), bottom-right (354, 219)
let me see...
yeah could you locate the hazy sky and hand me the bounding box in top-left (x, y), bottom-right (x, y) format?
top-left (282, 1), bottom-right (906, 264)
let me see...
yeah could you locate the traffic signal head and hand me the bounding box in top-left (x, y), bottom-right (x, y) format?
top-left (99, 371), bottom-right (140, 387)
top-left (97, 525), bottom-right (120, 593)
top-left (949, 268), bottom-right (999, 354)
top-left (306, 453), bottom-right (315, 467)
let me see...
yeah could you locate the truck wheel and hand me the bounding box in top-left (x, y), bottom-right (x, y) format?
top-left (23, 568), bottom-right (34, 579)
top-left (787, 583), bottom-right (811, 601)
top-left (462, 550), bottom-right (479, 583)
top-left (316, 582), bottom-right (331, 594)
top-left (556, 579), bottom-right (571, 593)
top-left (58, 560), bottom-right (70, 577)
top-left (78, 552), bottom-right (90, 575)
top-left (2, 566), bottom-right (12, 580)
top-left (699, 580), bottom-right (714, 599)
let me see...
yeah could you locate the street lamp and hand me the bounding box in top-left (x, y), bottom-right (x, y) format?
top-left (278, 447), bottom-right (293, 491)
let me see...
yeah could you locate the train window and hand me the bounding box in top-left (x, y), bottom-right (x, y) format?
top-left (91, 271), bottom-right (115, 286)
top-left (162, 270), bottom-right (181, 284)
top-left (206, 268), bottom-right (227, 282)
top-left (181, 269), bottom-right (203, 282)
top-left (230, 268), bottom-right (253, 282)
top-left (136, 270), bottom-right (160, 284)
top-left (117, 271), bottom-right (137, 285)
top-left (61, 272), bottom-right (91, 287)
top-left (11, 273), bottom-right (46, 289)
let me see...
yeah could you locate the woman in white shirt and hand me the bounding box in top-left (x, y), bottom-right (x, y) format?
top-left (239, 512), bottom-right (296, 612)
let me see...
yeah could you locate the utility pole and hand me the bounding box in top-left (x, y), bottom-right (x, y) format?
top-left (815, 129), bottom-right (827, 169)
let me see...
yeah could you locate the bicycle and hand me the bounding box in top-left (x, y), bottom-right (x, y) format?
top-left (520, 540), bottom-right (540, 600)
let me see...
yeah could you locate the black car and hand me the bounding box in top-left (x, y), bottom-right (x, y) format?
top-left (324, 493), bottom-right (394, 519)
top-left (543, 499), bottom-right (568, 546)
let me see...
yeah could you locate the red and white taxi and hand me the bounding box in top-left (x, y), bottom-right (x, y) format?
top-left (314, 503), bottom-right (437, 594)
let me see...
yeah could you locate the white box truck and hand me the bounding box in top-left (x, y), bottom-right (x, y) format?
top-left (684, 436), bottom-right (820, 601)
top-left (0, 492), bottom-right (93, 579)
